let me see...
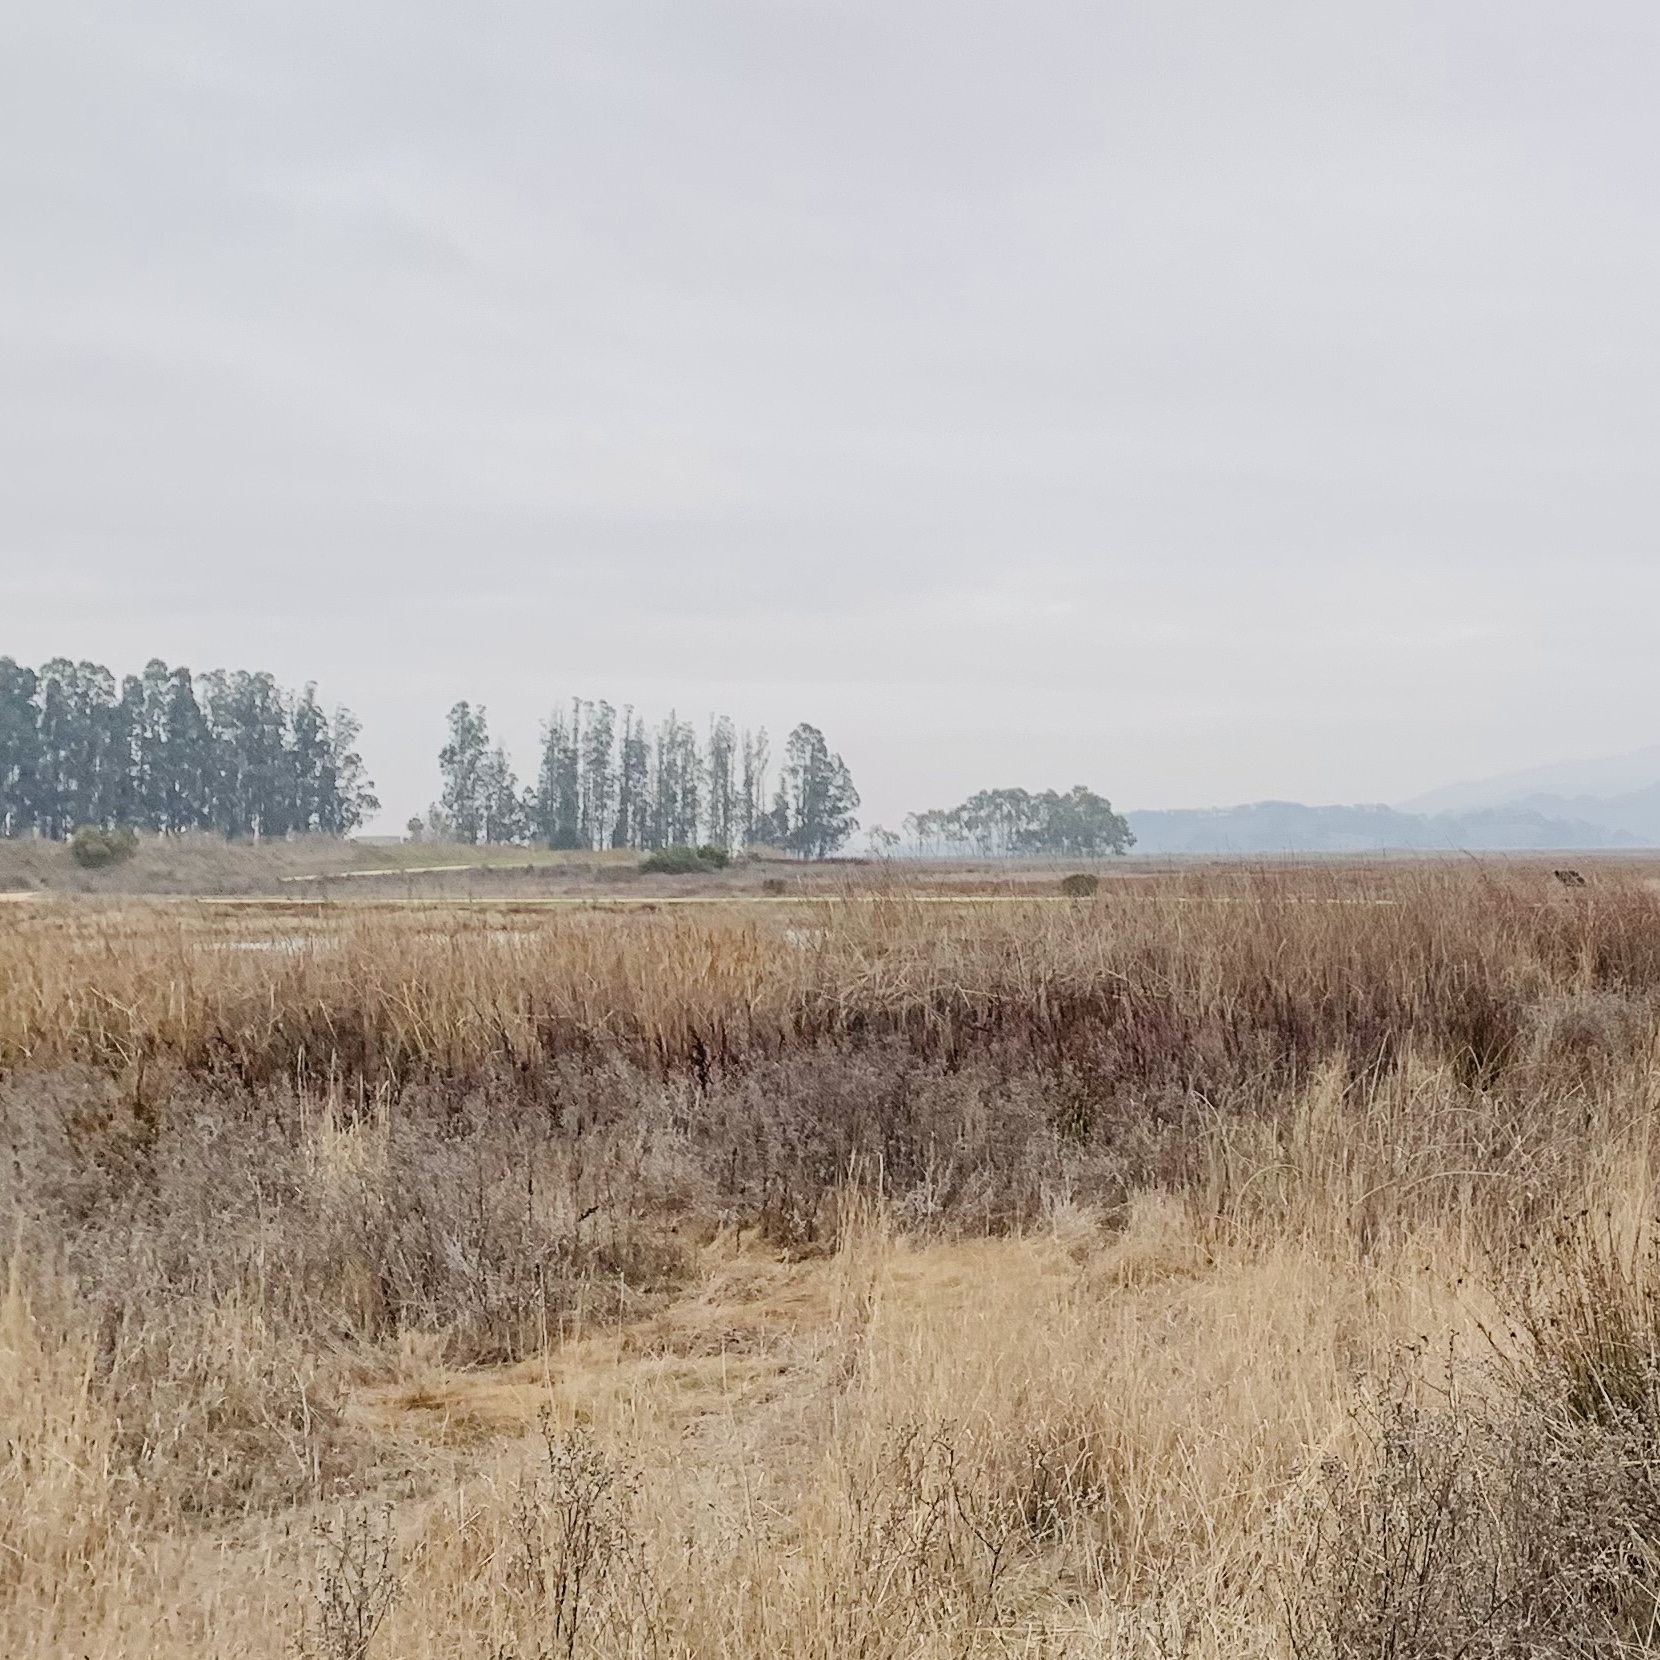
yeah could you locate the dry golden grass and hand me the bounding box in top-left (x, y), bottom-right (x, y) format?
top-left (6, 861), bottom-right (1660, 1656)
top-left (2, 860), bottom-right (1648, 1081)
top-left (2, 1144), bottom-right (1616, 1658)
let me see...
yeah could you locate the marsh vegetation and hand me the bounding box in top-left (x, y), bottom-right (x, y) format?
top-left (6, 862), bottom-right (1660, 1655)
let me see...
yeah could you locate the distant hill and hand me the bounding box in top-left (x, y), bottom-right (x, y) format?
top-left (1398, 743), bottom-right (1660, 846)
top-left (1403, 744), bottom-right (1660, 815)
top-left (1125, 800), bottom-right (1641, 855)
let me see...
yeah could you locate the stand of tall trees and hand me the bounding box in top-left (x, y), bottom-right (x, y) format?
top-left (0, 657), bottom-right (378, 840)
top-left (905, 786), bottom-right (1134, 857)
top-left (432, 700), bottom-right (859, 857)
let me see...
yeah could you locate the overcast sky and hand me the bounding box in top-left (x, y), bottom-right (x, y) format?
top-left (5, 3), bottom-right (1660, 834)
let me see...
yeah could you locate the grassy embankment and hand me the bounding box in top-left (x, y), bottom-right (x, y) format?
top-left (0, 831), bottom-right (657, 896)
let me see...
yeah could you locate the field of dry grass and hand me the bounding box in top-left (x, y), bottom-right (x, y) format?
top-left (7, 860), bottom-right (1660, 1656)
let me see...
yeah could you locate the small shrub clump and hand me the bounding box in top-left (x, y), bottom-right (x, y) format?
top-left (68, 825), bottom-right (138, 869)
top-left (1059, 873), bottom-right (1099, 898)
top-left (639, 844), bottom-right (729, 875)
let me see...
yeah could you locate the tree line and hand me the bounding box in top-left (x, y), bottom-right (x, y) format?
top-left (0, 657), bottom-right (378, 840)
top-left (0, 653), bottom-right (1131, 864)
top-left (902, 786), bottom-right (1134, 857)
top-left (430, 700), bottom-right (860, 858)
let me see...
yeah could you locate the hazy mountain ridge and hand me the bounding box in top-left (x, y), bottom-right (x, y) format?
top-left (1469, 783), bottom-right (1660, 845)
top-left (1126, 743), bottom-right (1660, 854)
top-left (1397, 743), bottom-right (1660, 847)
top-left (1402, 745), bottom-right (1660, 816)
top-left (1126, 800), bottom-right (1641, 855)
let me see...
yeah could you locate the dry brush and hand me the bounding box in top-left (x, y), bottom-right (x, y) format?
top-left (4, 862), bottom-right (1660, 1656)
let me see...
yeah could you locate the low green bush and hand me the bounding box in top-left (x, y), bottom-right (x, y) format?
top-left (640, 844), bottom-right (729, 875)
top-left (69, 824), bottom-right (139, 869)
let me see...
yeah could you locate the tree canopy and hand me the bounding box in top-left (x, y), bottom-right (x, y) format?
top-left (905, 786), bottom-right (1133, 857)
top-left (768, 723), bottom-right (861, 859)
top-left (433, 701), bottom-right (859, 857)
top-left (0, 656), bottom-right (377, 839)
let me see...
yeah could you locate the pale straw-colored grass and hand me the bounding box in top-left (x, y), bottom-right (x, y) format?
top-left (3, 865), bottom-right (1659, 1656)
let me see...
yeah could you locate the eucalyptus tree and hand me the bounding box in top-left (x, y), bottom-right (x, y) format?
top-left (34, 659), bottom-right (124, 838)
top-left (455, 697), bottom-right (849, 855)
top-left (200, 670), bottom-right (293, 837)
top-left (156, 666), bottom-right (212, 832)
top-left (705, 715), bottom-right (737, 850)
top-left (314, 705), bottom-right (378, 835)
top-left (740, 728), bottom-right (770, 847)
top-left (1029, 786), bottom-right (1134, 855)
top-left (580, 700), bottom-right (616, 850)
top-left (771, 723), bottom-right (860, 858)
top-left (648, 713), bottom-right (700, 850)
top-left (0, 655), bottom-right (374, 839)
top-left (439, 701), bottom-right (491, 845)
top-left (0, 658), bottom-right (39, 837)
top-left (904, 785), bottom-right (1132, 857)
top-left (613, 709), bottom-right (650, 849)
top-left (533, 701), bottom-right (582, 849)
top-left (289, 686), bottom-right (334, 836)
top-left (479, 743), bottom-right (528, 844)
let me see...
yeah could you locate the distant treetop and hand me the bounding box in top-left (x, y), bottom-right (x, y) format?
top-left (905, 786), bottom-right (1133, 858)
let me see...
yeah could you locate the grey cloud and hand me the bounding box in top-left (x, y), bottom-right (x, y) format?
top-left (5, 3), bottom-right (1660, 830)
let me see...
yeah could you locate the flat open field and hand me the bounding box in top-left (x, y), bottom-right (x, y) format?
top-left (0, 829), bottom-right (1143, 900)
top-left (7, 859), bottom-right (1660, 1657)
